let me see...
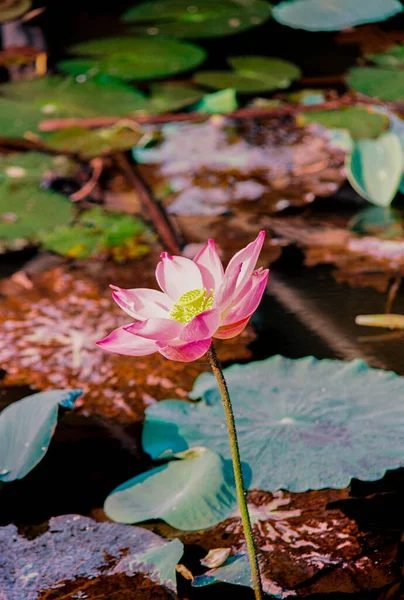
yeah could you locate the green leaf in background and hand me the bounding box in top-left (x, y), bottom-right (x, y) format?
top-left (347, 132), bottom-right (403, 207)
top-left (66, 37), bottom-right (206, 80)
top-left (0, 76), bottom-right (148, 138)
top-left (148, 83), bottom-right (205, 113)
top-left (347, 67), bottom-right (404, 102)
top-left (143, 355), bottom-right (404, 492)
top-left (0, 389), bottom-right (81, 482)
top-left (349, 206), bottom-right (404, 239)
top-left (123, 0), bottom-right (272, 39)
top-left (300, 107), bottom-right (390, 140)
top-left (0, 152), bottom-right (74, 251)
top-left (194, 56), bottom-right (300, 93)
top-left (286, 88), bottom-right (325, 105)
top-left (45, 125), bottom-right (144, 159)
top-left (0, 515), bottom-right (183, 596)
top-left (39, 207), bottom-right (152, 261)
top-left (273, 0), bottom-right (403, 31)
top-left (367, 44), bottom-right (404, 68)
top-left (196, 88), bottom-right (238, 113)
top-left (105, 447), bottom-right (239, 530)
top-left (0, 0), bottom-right (31, 23)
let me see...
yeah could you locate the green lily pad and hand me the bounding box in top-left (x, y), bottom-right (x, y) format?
top-left (347, 132), bottom-right (403, 207)
top-left (105, 447), bottom-right (239, 530)
top-left (273, 0), bottom-right (403, 31)
top-left (143, 355), bottom-right (404, 492)
top-left (196, 88), bottom-right (238, 113)
top-left (148, 83), bottom-right (205, 113)
top-left (0, 389), bottom-right (81, 482)
top-left (0, 76), bottom-right (148, 138)
top-left (300, 106), bottom-right (389, 140)
top-left (0, 0), bottom-right (31, 23)
top-left (194, 56), bottom-right (300, 93)
top-left (0, 152), bottom-right (73, 251)
top-left (349, 206), bottom-right (404, 239)
top-left (39, 207), bottom-right (152, 261)
top-left (367, 44), bottom-right (404, 67)
top-left (287, 88), bottom-right (325, 105)
top-left (347, 67), bottom-right (404, 102)
top-left (124, 0), bottom-right (272, 39)
top-left (67, 36), bottom-right (206, 80)
top-left (45, 125), bottom-right (144, 159)
top-left (0, 515), bottom-right (183, 596)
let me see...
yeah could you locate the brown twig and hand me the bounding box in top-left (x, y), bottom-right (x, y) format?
top-left (385, 277), bottom-right (402, 315)
top-left (38, 93), bottom-right (400, 133)
top-left (70, 157), bottom-right (104, 202)
top-left (116, 153), bottom-right (182, 255)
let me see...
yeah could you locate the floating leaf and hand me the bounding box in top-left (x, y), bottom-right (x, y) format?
top-left (194, 56), bottom-right (300, 93)
top-left (347, 132), bottom-right (403, 207)
top-left (143, 355), bottom-right (404, 492)
top-left (356, 314), bottom-right (404, 329)
top-left (67, 36), bottom-right (206, 80)
top-left (148, 83), bottom-right (205, 113)
top-left (39, 207), bottom-right (152, 261)
top-left (287, 88), bottom-right (325, 105)
top-left (45, 125), bottom-right (144, 159)
top-left (300, 106), bottom-right (389, 140)
top-left (0, 76), bottom-right (148, 138)
top-left (124, 0), bottom-right (272, 39)
top-left (367, 44), bottom-right (404, 67)
top-left (347, 67), bottom-right (404, 102)
top-left (200, 547), bottom-right (231, 568)
top-left (0, 152), bottom-right (73, 251)
top-left (196, 88), bottom-right (238, 113)
top-left (0, 0), bottom-right (31, 23)
top-left (349, 206), bottom-right (404, 239)
top-left (0, 515), bottom-right (183, 596)
top-left (0, 389), bottom-right (81, 482)
top-left (273, 0), bottom-right (403, 31)
top-left (105, 447), bottom-right (239, 530)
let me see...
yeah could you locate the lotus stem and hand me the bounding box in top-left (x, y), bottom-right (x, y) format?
top-left (207, 344), bottom-right (263, 600)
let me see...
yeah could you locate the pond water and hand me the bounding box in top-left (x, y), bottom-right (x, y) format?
top-left (2, 1), bottom-right (404, 599)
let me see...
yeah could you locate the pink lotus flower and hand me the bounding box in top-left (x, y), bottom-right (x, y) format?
top-left (97, 231), bottom-right (269, 362)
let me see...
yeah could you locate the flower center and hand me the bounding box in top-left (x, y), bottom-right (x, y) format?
top-left (170, 288), bottom-right (213, 324)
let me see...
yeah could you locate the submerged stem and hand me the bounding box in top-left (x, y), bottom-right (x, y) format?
top-left (207, 344), bottom-right (263, 600)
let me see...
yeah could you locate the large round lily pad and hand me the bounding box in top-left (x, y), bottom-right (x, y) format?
top-left (0, 515), bottom-right (183, 596)
top-left (0, 76), bottom-right (148, 138)
top-left (124, 0), bottom-right (272, 39)
top-left (143, 355), bottom-right (404, 492)
top-left (66, 36), bottom-right (206, 80)
top-left (273, 0), bottom-right (403, 31)
top-left (194, 56), bottom-right (300, 93)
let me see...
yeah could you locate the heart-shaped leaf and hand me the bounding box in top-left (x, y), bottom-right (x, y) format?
top-left (105, 447), bottom-right (239, 530)
top-left (143, 355), bottom-right (404, 492)
top-left (39, 207), bottom-right (152, 261)
top-left (123, 0), bottom-right (272, 39)
top-left (66, 36), bottom-right (206, 80)
top-left (300, 106), bottom-right (389, 140)
top-left (0, 515), bottom-right (183, 596)
top-left (194, 56), bottom-right (300, 93)
top-left (0, 389), bottom-right (81, 482)
top-left (347, 132), bottom-right (403, 207)
top-left (348, 67), bottom-right (404, 102)
top-left (273, 0), bottom-right (403, 31)
top-left (0, 152), bottom-right (74, 251)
